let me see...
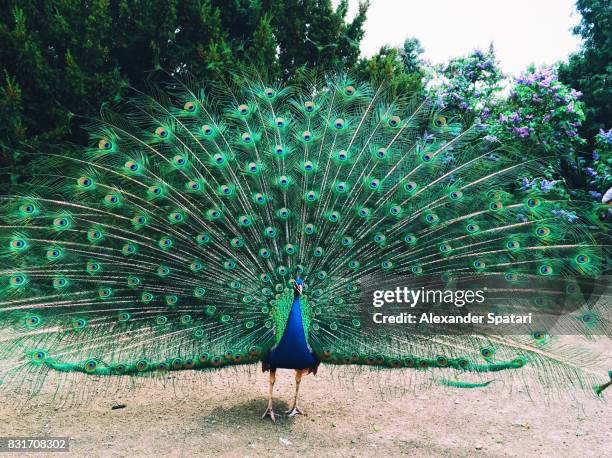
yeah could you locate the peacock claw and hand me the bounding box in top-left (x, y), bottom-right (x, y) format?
top-left (262, 406), bottom-right (276, 422)
top-left (285, 406), bottom-right (304, 417)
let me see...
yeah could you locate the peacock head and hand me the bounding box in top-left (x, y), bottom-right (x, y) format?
top-left (293, 277), bottom-right (304, 296)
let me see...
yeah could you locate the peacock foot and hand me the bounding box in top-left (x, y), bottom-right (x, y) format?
top-left (285, 406), bottom-right (304, 417)
top-left (262, 406), bottom-right (276, 422)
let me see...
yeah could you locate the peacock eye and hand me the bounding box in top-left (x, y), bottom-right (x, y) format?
top-left (275, 117), bottom-right (285, 127)
top-left (433, 115), bottom-right (446, 127)
top-left (242, 132), bottom-right (252, 143)
top-left (155, 127), bottom-right (168, 138)
top-left (264, 87), bottom-right (275, 98)
top-left (302, 131), bottom-right (312, 142)
top-left (183, 101), bottom-right (196, 112)
top-left (334, 118), bottom-right (345, 129)
top-left (304, 101), bottom-right (315, 112)
top-left (238, 104), bottom-right (249, 115)
top-left (376, 148), bottom-right (387, 159)
top-left (388, 116), bottom-right (401, 127)
top-left (344, 85), bottom-right (355, 96)
top-left (202, 125), bottom-right (213, 135)
top-left (98, 138), bottom-right (112, 150)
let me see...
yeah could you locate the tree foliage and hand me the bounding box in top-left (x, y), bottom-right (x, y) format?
top-left (0, 0), bottom-right (369, 182)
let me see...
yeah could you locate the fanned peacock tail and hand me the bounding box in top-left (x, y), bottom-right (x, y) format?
top-left (0, 72), bottom-right (609, 396)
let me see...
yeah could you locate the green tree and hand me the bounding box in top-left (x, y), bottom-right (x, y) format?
top-left (0, 0), bottom-right (369, 184)
top-left (559, 0), bottom-right (611, 141)
top-left (356, 38), bottom-right (424, 98)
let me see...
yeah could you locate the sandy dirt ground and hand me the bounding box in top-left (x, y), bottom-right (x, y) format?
top-left (1, 337), bottom-right (610, 458)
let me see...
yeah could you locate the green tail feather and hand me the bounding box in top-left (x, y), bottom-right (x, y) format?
top-left (0, 73), bottom-right (609, 398)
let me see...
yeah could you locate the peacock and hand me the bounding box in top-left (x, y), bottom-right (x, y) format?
top-left (0, 73), bottom-right (610, 421)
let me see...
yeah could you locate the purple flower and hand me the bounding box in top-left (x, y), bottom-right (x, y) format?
top-left (514, 126), bottom-right (530, 138)
top-left (540, 179), bottom-right (556, 192)
top-left (509, 112), bottom-right (521, 122)
top-left (521, 177), bottom-right (537, 190)
top-left (484, 135), bottom-right (498, 142)
top-left (567, 101), bottom-right (575, 112)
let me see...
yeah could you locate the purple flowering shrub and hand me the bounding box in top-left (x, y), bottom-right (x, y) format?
top-left (490, 66), bottom-right (586, 157)
top-left (428, 48), bottom-right (503, 117)
top-left (576, 128), bottom-right (611, 200)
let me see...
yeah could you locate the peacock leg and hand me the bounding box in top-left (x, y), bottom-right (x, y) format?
top-left (286, 369), bottom-right (305, 416)
top-left (262, 369), bottom-right (276, 421)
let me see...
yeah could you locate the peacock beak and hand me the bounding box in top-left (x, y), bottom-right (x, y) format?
top-left (295, 284), bottom-right (303, 295)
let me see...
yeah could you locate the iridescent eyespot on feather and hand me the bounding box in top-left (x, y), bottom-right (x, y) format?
top-left (173, 155), bottom-right (187, 167)
top-left (367, 178), bottom-right (380, 190)
top-left (18, 201), bottom-right (38, 216)
top-left (32, 351), bottom-right (47, 362)
top-left (156, 316), bottom-right (168, 325)
top-left (348, 260), bottom-right (360, 270)
top-left (168, 212), bottom-right (185, 223)
top-left (336, 150), bottom-right (348, 162)
top-left (404, 233), bottom-right (417, 245)
top-left (98, 138), bottom-right (112, 150)
top-left (473, 260), bottom-right (486, 270)
top-left (575, 254), bottom-right (589, 264)
top-left (313, 246), bottom-right (325, 257)
top-left (425, 213), bottom-right (438, 224)
top-left (238, 104), bottom-right (249, 115)
top-left (53, 277), bottom-right (69, 289)
top-left (389, 205), bottom-right (402, 217)
top-left (157, 265), bottom-right (171, 277)
top-left (344, 85), bottom-right (355, 96)
top-left (9, 238), bottom-right (27, 251)
top-left (25, 315), bottom-right (41, 327)
top-left (259, 248), bottom-right (271, 258)
top-left (527, 198), bottom-right (541, 208)
top-left (489, 201), bottom-right (503, 211)
top-left (72, 318), bottom-right (87, 330)
top-left (190, 261), bottom-right (203, 272)
top-left (195, 233), bottom-right (210, 244)
top-left (466, 223), bottom-right (480, 233)
top-left (304, 101), bottom-right (315, 112)
top-left (275, 117), bottom-right (286, 127)
top-left (450, 190), bottom-right (463, 200)
top-left (207, 209), bottom-right (222, 220)
top-left (375, 148), bottom-right (387, 159)
top-left (132, 214), bottom-right (148, 227)
top-left (253, 193), bottom-right (267, 205)
top-left (86, 261), bottom-right (101, 274)
top-left (506, 240), bottom-right (520, 250)
top-left (159, 237), bottom-right (173, 249)
top-left (241, 132), bottom-right (253, 143)
top-left (480, 348), bottom-right (494, 359)
top-left (277, 208), bottom-right (290, 219)
top-left (433, 115), bottom-right (446, 127)
top-left (264, 227), bottom-right (278, 238)
top-left (285, 244), bottom-right (296, 255)
top-left (52, 217), bottom-right (71, 230)
top-left (142, 292), bottom-right (154, 303)
top-left (118, 312), bottom-right (131, 322)
top-left (84, 360), bottom-right (98, 373)
top-left (124, 160), bottom-right (140, 173)
top-left (305, 190), bottom-right (318, 202)
top-left (388, 116), bottom-right (401, 128)
top-left (421, 152), bottom-right (434, 162)
top-left (9, 274), bottom-right (28, 288)
top-left (411, 265), bottom-right (423, 274)
top-left (381, 260), bottom-right (393, 270)
top-left (334, 118), bottom-right (345, 129)
top-left (302, 131), bottom-right (312, 142)
top-left (103, 193), bottom-right (121, 206)
top-left (439, 243), bottom-right (452, 253)
top-left (77, 176), bottom-right (94, 188)
top-left (46, 247), bottom-right (63, 261)
top-left (122, 243), bottom-right (137, 255)
top-left (155, 126), bottom-right (169, 139)
top-left (264, 87), bottom-right (275, 98)
top-left (202, 125), bottom-right (214, 136)
top-left (535, 226), bottom-right (551, 237)
top-left (136, 360), bottom-right (149, 372)
top-left (223, 260), bottom-right (237, 270)
top-left (538, 264), bottom-right (553, 275)
top-left (183, 101), bottom-right (196, 112)
top-left (404, 181), bottom-right (418, 193)
top-left (230, 237), bottom-right (244, 249)
top-left (357, 207), bottom-right (371, 218)
top-left (87, 228), bottom-right (104, 243)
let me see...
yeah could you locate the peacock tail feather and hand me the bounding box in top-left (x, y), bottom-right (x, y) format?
top-left (0, 72), bottom-right (609, 396)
